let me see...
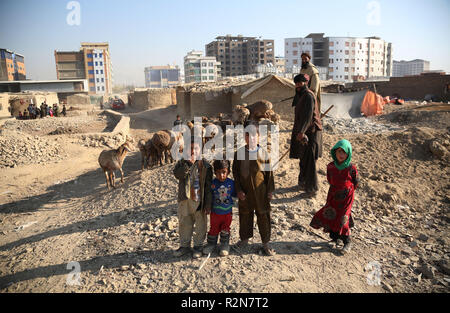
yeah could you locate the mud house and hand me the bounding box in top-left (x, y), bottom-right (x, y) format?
top-left (176, 74), bottom-right (297, 120)
top-left (129, 88), bottom-right (176, 111)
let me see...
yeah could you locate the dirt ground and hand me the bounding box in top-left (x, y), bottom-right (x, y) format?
top-left (0, 102), bottom-right (449, 293)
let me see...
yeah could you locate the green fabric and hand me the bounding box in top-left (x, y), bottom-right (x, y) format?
top-left (331, 139), bottom-right (352, 170)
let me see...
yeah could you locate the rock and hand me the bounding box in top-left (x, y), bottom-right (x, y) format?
top-left (167, 220), bottom-right (177, 231)
top-left (429, 141), bottom-right (447, 159)
top-left (418, 234), bottom-right (428, 242)
top-left (419, 264), bottom-right (436, 279)
top-left (416, 273), bottom-right (422, 283)
top-left (438, 259), bottom-right (450, 275)
top-left (400, 258), bottom-right (411, 266)
top-left (382, 282), bottom-right (394, 293)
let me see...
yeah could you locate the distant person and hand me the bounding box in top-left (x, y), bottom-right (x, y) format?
top-left (46, 105), bottom-right (50, 116)
top-left (35, 107), bottom-right (41, 118)
top-left (62, 104), bottom-right (67, 117)
top-left (300, 52), bottom-right (322, 112)
top-left (310, 139), bottom-right (358, 254)
top-left (18, 111), bottom-right (23, 119)
top-left (40, 103), bottom-right (45, 118)
top-left (53, 104), bottom-right (59, 117)
top-left (173, 115), bottom-right (182, 127)
top-left (23, 110), bottom-right (28, 119)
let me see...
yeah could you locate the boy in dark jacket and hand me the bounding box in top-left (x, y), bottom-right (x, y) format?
top-left (232, 123), bottom-right (275, 256)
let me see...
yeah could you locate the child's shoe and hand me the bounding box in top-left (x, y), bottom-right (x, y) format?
top-left (192, 245), bottom-right (203, 259)
top-left (219, 232), bottom-right (230, 256)
top-left (341, 241), bottom-right (352, 254)
top-left (203, 235), bottom-right (218, 255)
top-left (173, 246), bottom-right (191, 257)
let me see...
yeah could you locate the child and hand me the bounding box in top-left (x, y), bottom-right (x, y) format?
top-left (203, 159), bottom-right (237, 256)
top-left (173, 137), bottom-right (213, 259)
top-left (232, 123), bottom-right (275, 256)
top-left (310, 139), bottom-right (358, 254)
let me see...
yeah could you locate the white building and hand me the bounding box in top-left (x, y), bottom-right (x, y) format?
top-left (184, 50), bottom-right (221, 83)
top-left (285, 34), bottom-right (393, 82)
top-left (393, 59), bottom-right (430, 77)
top-left (284, 37), bottom-right (314, 70)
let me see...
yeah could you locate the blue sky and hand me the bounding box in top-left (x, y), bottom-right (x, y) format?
top-left (1, 0), bottom-right (449, 85)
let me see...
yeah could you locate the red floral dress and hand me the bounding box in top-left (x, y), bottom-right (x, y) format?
top-left (310, 162), bottom-right (358, 236)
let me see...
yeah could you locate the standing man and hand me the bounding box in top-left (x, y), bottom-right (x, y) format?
top-left (289, 73), bottom-right (323, 197)
top-left (173, 114), bottom-right (182, 127)
top-left (300, 52), bottom-right (322, 112)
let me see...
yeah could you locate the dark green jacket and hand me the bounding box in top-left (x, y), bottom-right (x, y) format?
top-left (173, 159), bottom-right (213, 211)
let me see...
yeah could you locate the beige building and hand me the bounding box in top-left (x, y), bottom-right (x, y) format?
top-left (206, 35), bottom-right (275, 77)
top-left (55, 42), bottom-right (113, 95)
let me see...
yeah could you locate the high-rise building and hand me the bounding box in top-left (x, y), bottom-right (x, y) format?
top-left (184, 51), bottom-right (221, 83)
top-left (285, 34), bottom-right (393, 82)
top-left (144, 65), bottom-right (180, 88)
top-left (0, 48), bottom-right (26, 81)
top-left (205, 35), bottom-right (275, 77)
top-left (55, 42), bottom-right (113, 94)
top-left (393, 59), bottom-right (430, 77)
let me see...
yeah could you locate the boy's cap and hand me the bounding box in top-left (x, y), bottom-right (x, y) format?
top-left (294, 73), bottom-right (310, 83)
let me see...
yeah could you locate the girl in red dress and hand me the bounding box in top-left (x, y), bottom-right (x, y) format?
top-left (310, 139), bottom-right (358, 254)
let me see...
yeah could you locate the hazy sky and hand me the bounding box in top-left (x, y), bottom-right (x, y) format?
top-left (1, 0), bottom-right (449, 86)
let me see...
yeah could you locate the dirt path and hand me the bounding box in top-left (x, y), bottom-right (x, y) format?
top-left (0, 107), bottom-right (449, 293)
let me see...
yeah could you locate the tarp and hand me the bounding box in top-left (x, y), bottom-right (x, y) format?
top-left (361, 91), bottom-right (384, 117)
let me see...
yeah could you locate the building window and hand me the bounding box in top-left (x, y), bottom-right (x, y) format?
top-left (101, 78), bottom-right (104, 82)
top-left (345, 67), bottom-right (349, 72)
top-left (102, 86), bottom-right (105, 91)
top-left (97, 86), bottom-right (100, 91)
top-left (100, 70), bottom-right (103, 74)
top-left (89, 78), bottom-right (94, 82)
top-left (90, 87), bottom-right (95, 92)
top-left (96, 70), bottom-right (99, 74)
top-left (209, 76), bottom-right (214, 80)
top-left (345, 50), bottom-right (349, 55)
top-left (329, 50), bottom-right (334, 55)
top-left (329, 42), bottom-right (334, 47)
top-left (88, 70), bottom-right (94, 74)
top-left (99, 53), bottom-right (103, 58)
top-left (96, 78), bottom-right (99, 82)
top-left (88, 62), bottom-right (93, 66)
top-left (345, 59), bottom-right (349, 64)
top-left (95, 62), bottom-right (98, 66)
top-left (87, 54), bottom-right (93, 58)
top-left (94, 53), bottom-right (97, 58)
top-left (345, 42), bottom-right (349, 47)
top-left (100, 61), bottom-right (103, 66)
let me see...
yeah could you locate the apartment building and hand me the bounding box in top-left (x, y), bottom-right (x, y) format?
top-left (275, 57), bottom-right (286, 74)
top-left (285, 34), bottom-right (393, 82)
top-left (393, 59), bottom-right (430, 77)
top-left (144, 65), bottom-right (180, 88)
top-left (55, 42), bottom-right (113, 94)
top-left (184, 51), bottom-right (221, 83)
top-left (0, 48), bottom-right (26, 81)
top-left (205, 35), bottom-right (275, 77)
